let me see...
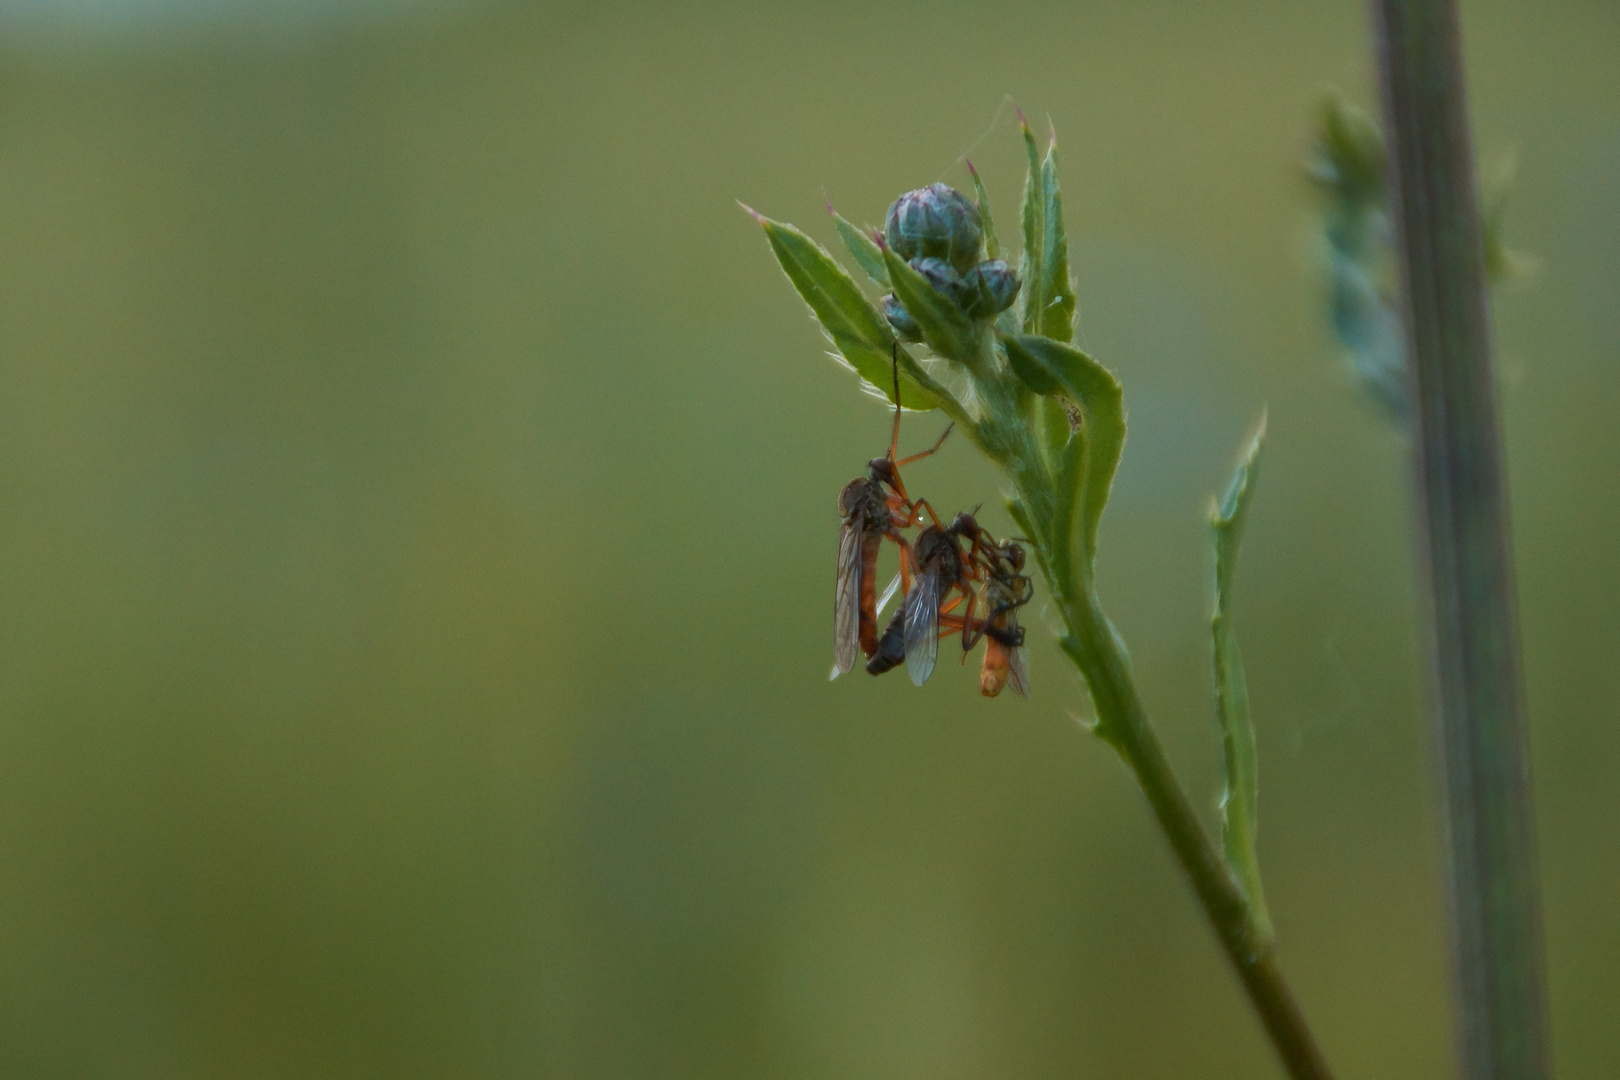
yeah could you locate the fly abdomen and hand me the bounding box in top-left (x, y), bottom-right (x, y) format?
top-left (865, 606), bottom-right (908, 675)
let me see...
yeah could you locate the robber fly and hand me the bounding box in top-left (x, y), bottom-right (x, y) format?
top-left (865, 511), bottom-right (991, 686)
top-left (962, 539), bottom-right (1033, 698)
top-left (833, 347), bottom-right (952, 678)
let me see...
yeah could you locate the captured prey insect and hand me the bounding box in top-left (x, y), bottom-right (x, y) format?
top-left (832, 346), bottom-right (953, 678)
top-left (961, 538), bottom-right (1034, 698)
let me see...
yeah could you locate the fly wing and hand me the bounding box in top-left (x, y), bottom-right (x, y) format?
top-left (833, 520), bottom-right (862, 678)
top-left (1006, 641), bottom-right (1031, 699)
top-left (876, 571), bottom-right (903, 619)
top-left (903, 565), bottom-right (942, 687)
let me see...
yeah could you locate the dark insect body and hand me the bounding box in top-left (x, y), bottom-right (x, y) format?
top-left (872, 513), bottom-right (985, 686)
top-left (867, 516), bottom-right (1034, 698)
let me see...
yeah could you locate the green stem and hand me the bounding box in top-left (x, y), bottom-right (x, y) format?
top-left (931, 274), bottom-right (1333, 1078)
top-left (1370, 3), bottom-right (1550, 1076)
top-left (1052, 570), bottom-right (1333, 1080)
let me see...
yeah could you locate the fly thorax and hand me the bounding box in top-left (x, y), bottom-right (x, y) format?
top-left (839, 477), bottom-right (883, 521)
top-left (915, 527), bottom-right (963, 578)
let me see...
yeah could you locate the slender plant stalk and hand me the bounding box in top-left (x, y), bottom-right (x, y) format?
top-left (753, 129), bottom-right (1337, 1080)
top-left (1053, 573), bottom-right (1333, 1080)
top-left (1370, 3), bottom-right (1551, 1077)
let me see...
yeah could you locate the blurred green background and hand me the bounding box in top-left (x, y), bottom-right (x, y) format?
top-left (0, 1), bottom-right (1615, 1076)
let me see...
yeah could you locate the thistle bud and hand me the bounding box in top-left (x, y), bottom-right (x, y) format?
top-left (884, 183), bottom-right (983, 273)
top-left (907, 256), bottom-right (967, 300)
top-left (882, 294), bottom-right (924, 342)
top-left (959, 259), bottom-right (1021, 318)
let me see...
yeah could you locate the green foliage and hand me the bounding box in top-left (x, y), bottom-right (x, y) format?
top-left (1309, 96), bottom-right (1385, 214)
top-left (1211, 417), bottom-right (1272, 942)
top-left (966, 161), bottom-right (1000, 261)
top-left (1310, 95), bottom-right (1529, 422)
top-left (831, 208), bottom-right (890, 288)
top-left (883, 247), bottom-right (982, 368)
top-left (748, 206), bottom-right (939, 410)
top-left (748, 118), bottom-right (1317, 1075)
top-left (1018, 119), bottom-right (1077, 343)
top-left (1000, 334), bottom-right (1123, 587)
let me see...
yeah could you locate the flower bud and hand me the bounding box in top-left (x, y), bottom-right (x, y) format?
top-left (907, 255), bottom-right (967, 299)
top-left (882, 294), bottom-right (924, 342)
top-left (959, 259), bottom-right (1021, 318)
top-left (884, 183), bottom-right (983, 273)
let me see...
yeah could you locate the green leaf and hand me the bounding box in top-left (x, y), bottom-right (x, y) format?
top-left (966, 160), bottom-right (1000, 261)
top-left (1035, 136), bottom-right (1077, 341)
top-left (1000, 334), bottom-right (1123, 583)
top-left (831, 209), bottom-right (889, 288)
top-left (1480, 150), bottom-right (1534, 284)
top-left (1018, 119), bottom-right (1046, 336)
top-left (1017, 119), bottom-right (1077, 342)
top-left (1309, 96), bottom-right (1386, 211)
top-left (749, 207), bottom-right (937, 410)
top-left (1211, 415), bottom-right (1272, 943)
top-left (1002, 334), bottom-right (1062, 396)
top-left (882, 246), bottom-right (981, 367)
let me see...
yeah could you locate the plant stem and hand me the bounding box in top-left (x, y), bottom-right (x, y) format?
top-left (1370, 4), bottom-right (1551, 1078)
top-left (1055, 586), bottom-right (1333, 1080)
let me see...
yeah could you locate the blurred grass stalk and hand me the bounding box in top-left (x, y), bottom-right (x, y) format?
top-left (1369, 2), bottom-right (1551, 1077)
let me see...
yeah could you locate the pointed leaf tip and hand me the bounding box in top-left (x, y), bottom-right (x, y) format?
top-left (833, 209), bottom-right (890, 288)
top-left (754, 213), bottom-right (942, 411)
top-left (1210, 416), bottom-right (1272, 942)
top-left (737, 200), bottom-right (766, 224)
top-left (966, 158), bottom-right (980, 178)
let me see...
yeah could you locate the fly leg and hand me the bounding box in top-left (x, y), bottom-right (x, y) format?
top-left (893, 422), bottom-right (954, 469)
top-left (904, 498), bottom-right (943, 529)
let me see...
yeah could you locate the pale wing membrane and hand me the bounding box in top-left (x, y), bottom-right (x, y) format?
top-left (903, 566), bottom-right (942, 687)
top-left (876, 571), bottom-right (903, 619)
top-left (832, 521), bottom-right (862, 678)
top-left (1006, 643), bottom-right (1031, 698)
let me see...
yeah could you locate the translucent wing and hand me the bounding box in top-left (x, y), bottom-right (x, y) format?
top-left (903, 564), bottom-right (942, 687)
top-left (833, 520), bottom-right (862, 678)
top-left (1006, 642), bottom-right (1031, 699)
top-left (876, 571), bottom-right (903, 619)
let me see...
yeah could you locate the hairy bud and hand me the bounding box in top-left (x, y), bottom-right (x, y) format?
top-left (882, 294), bottom-right (924, 342)
top-left (960, 259), bottom-right (1021, 318)
top-left (884, 183), bottom-right (983, 273)
top-left (907, 255), bottom-right (967, 298)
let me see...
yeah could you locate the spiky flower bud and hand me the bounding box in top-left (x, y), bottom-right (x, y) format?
top-left (907, 255), bottom-right (967, 298)
top-left (960, 259), bottom-right (1021, 318)
top-left (884, 183), bottom-right (983, 273)
top-left (882, 294), bottom-right (924, 342)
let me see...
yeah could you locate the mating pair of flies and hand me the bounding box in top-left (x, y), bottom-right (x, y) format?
top-left (832, 349), bottom-right (1033, 698)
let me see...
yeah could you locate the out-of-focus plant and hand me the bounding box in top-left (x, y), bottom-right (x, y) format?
top-left (1311, 74), bottom-right (1548, 1080)
top-left (1309, 95), bottom-right (1529, 423)
top-left (746, 117), bottom-right (1333, 1079)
